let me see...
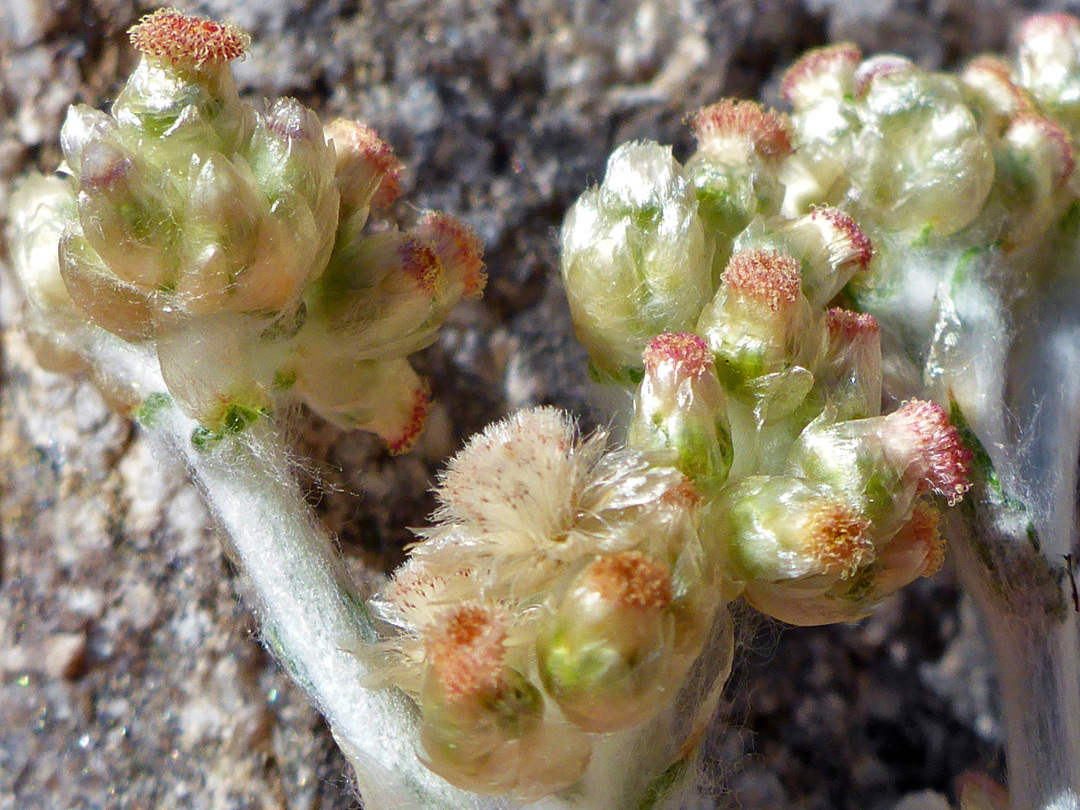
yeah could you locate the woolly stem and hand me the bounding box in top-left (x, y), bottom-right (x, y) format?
top-left (63, 325), bottom-right (728, 810)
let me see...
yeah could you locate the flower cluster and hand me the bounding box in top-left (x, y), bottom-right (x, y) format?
top-left (369, 103), bottom-right (974, 795)
top-left (8, 8), bottom-right (483, 451)
top-left (368, 407), bottom-right (730, 796)
top-left (559, 105), bottom-right (970, 627)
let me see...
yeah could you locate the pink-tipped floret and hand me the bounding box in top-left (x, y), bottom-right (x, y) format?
top-left (811, 207), bottom-right (875, 271)
top-left (779, 43), bottom-right (862, 106)
top-left (425, 604), bottom-right (508, 700)
top-left (397, 237), bottom-right (443, 295)
top-left (585, 552), bottom-right (673, 610)
top-left (690, 99), bottom-right (794, 161)
top-left (721, 248), bottom-right (802, 311)
top-left (327, 120), bottom-right (404, 209)
top-left (643, 332), bottom-right (714, 378)
top-left (415, 212), bottom-right (487, 298)
top-left (825, 308), bottom-right (880, 341)
top-left (129, 8), bottom-right (249, 68)
top-left (889, 400), bottom-right (973, 504)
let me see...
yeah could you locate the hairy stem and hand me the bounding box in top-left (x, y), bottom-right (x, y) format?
top-left (65, 326), bottom-right (728, 810)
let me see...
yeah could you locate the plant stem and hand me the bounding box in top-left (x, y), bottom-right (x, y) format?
top-left (67, 326), bottom-right (730, 810)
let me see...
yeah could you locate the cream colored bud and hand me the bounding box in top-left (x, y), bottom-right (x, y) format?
top-left (789, 399), bottom-right (972, 539)
top-left (697, 248), bottom-right (812, 388)
top-left (325, 118), bottom-right (403, 222)
top-left (537, 552), bottom-right (676, 732)
top-left (745, 207), bottom-right (874, 309)
top-left (628, 332), bottom-right (732, 491)
top-left (960, 56), bottom-right (1035, 128)
top-left (290, 354), bottom-right (430, 453)
top-left (419, 604), bottom-right (590, 798)
top-left (780, 43), bottom-right (862, 110)
top-left (1016, 14), bottom-right (1080, 132)
top-left (76, 139), bottom-right (177, 291)
top-left (560, 141), bottom-right (711, 378)
top-left (814, 308), bottom-right (883, 420)
top-left (718, 475), bottom-right (874, 588)
top-left (176, 153), bottom-right (265, 313)
top-left (851, 68), bottom-right (995, 237)
top-left (686, 100), bottom-right (793, 271)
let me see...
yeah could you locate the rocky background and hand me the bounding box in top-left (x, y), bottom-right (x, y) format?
top-left (0, 1), bottom-right (1059, 808)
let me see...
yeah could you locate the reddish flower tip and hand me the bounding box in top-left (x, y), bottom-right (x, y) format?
top-left (387, 385), bottom-right (431, 455)
top-left (855, 55), bottom-right (915, 96)
top-left (810, 207), bottom-right (874, 271)
top-left (398, 237), bottom-right (443, 295)
top-left (721, 248), bottom-right (802, 311)
top-left (425, 604), bottom-right (507, 699)
top-left (907, 502), bottom-right (946, 577)
top-left (690, 99), bottom-right (794, 161)
top-left (129, 9), bottom-right (249, 68)
top-left (326, 119), bottom-right (403, 209)
top-left (891, 400), bottom-right (973, 504)
top-left (585, 552), bottom-right (673, 611)
top-left (415, 213), bottom-right (487, 298)
top-left (804, 500), bottom-right (873, 578)
top-left (825, 308), bottom-right (880, 341)
top-left (643, 332), bottom-right (713, 377)
top-left (780, 42), bottom-right (862, 105)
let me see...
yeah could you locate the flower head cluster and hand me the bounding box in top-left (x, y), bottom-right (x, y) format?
top-left (369, 407), bottom-right (730, 796)
top-left (557, 107), bottom-right (972, 629)
top-left (8, 9), bottom-right (484, 451)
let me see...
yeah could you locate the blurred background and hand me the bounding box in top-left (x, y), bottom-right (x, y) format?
top-left (0, 1), bottom-right (1064, 807)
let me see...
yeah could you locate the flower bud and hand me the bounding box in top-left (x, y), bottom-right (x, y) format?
top-left (419, 604), bottom-right (589, 797)
top-left (290, 355), bottom-right (430, 453)
top-left (779, 45), bottom-right (863, 212)
top-left (8, 174), bottom-right (81, 327)
top-left (686, 100), bottom-right (793, 270)
top-left (175, 152), bottom-right (265, 313)
top-left (248, 99), bottom-right (336, 206)
top-left (851, 66), bottom-right (995, 237)
top-left (325, 118), bottom-right (403, 223)
top-left (60, 106), bottom-right (121, 183)
top-left (697, 248), bottom-right (812, 388)
top-left (537, 552), bottom-right (676, 732)
top-left (995, 113), bottom-right (1076, 248)
top-left (788, 399), bottom-right (972, 538)
top-left (628, 332), bottom-right (732, 491)
top-left (58, 228), bottom-right (154, 341)
top-left (411, 212), bottom-right (487, 303)
top-left (76, 138), bottom-right (177, 291)
top-left (560, 141), bottom-right (711, 378)
top-left (744, 499), bottom-right (944, 625)
top-left (717, 475), bottom-right (874, 588)
top-left (1015, 14), bottom-right (1080, 134)
top-left (115, 9), bottom-right (249, 150)
top-left (814, 308), bottom-right (882, 421)
top-left (747, 207), bottom-right (874, 309)
top-left (960, 56), bottom-right (1035, 128)
top-left (304, 228), bottom-right (445, 360)
top-left (780, 43), bottom-right (862, 110)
